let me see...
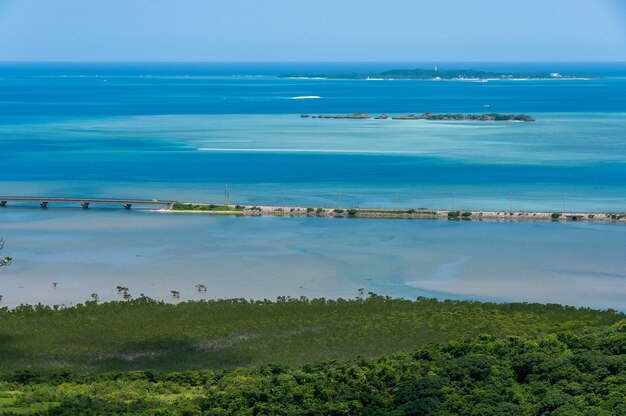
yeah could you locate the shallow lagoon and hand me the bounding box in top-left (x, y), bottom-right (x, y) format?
top-left (1, 208), bottom-right (624, 310)
top-left (1, 64), bottom-right (625, 310)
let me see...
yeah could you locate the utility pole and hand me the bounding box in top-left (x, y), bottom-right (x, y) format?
top-left (394, 191), bottom-right (398, 208)
top-left (452, 192), bottom-right (456, 211)
top-left (509, 192), bottom-right (512, 212)
top-left (224, 185), bottom-right (230, 206)
top-left (282, 188), bottom-right (285, 207)
top-left (563, 193), bottom-right (567, 212)
top-left (338, 190), bottom-right (342, 208)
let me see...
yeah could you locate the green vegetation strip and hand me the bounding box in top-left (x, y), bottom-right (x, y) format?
top-left (0, 296), bottom-right (621, 374)
top-left (0, 296), bottom-right (622, 415)
top-left (172, 203), bottom-right (245, 212)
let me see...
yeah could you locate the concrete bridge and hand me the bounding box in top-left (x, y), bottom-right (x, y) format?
top-left (0, 196), bottom-right (175, 210)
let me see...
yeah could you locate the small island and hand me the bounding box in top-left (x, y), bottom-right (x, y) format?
top-left (301, 112), bottom-right (535, 122)
top-left (394, 112), bottom-right (535, 121)
top-left (282, 68), bottom-right (585, 80)
top-left (309, 112), bottom-right (372, 119)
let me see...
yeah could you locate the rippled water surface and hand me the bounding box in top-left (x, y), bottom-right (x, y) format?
top-left (1, 63), bottom-right (625, 308)
top-left (1, 209), bottom-right (625, 310)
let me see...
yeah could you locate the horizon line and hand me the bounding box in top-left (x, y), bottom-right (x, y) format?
top-left (1, 60), bottom-right (625, 64)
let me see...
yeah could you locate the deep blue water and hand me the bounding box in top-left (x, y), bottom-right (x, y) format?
top-left (4, 151), bottom-right (626, 187)
top-left (1, 62), bottom-right (626, 117)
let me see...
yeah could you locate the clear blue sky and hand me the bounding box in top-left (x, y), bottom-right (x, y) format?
top-left (0, 0), bottom-right (624, 62)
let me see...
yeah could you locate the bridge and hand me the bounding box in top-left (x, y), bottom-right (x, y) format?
top-left (0, 196), bottom-right (175, 210)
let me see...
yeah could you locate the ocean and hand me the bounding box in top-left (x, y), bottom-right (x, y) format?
top-left (1, 62), bottom-right (625, 309)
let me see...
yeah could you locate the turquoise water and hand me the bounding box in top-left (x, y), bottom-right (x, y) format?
top-left (2, 112), bottom-right (626, 210)
top-left (1, 63), bottom-right (625, 308)
top-left (1, 63), bottom-right (626, 210)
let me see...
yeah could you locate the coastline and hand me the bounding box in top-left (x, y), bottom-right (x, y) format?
top-left (155, 203), bottom-right (626, 223)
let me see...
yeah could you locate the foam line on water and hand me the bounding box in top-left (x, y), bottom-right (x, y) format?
top-left (197, 147), bottom-right (423, 154)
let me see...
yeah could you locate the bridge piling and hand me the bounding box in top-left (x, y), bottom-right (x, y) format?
top-left (0, 196), bottom-right (174, 210)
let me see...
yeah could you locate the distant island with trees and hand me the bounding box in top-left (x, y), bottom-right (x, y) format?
top-left (281, 68), bottom-right (586, 80)
top-left (301, 112), bottom-right (536, 121)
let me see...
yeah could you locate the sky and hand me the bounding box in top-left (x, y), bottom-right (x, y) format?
top-left (0, 0), bottom-right (624, 62)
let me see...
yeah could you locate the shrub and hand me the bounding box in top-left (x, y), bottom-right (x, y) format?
top-left (448, 211), bottom-right (461, 219)
top-left (348, 208), bottom-right (358, 216)
top-left (551, 212), bottom-right (562, 219)
top-left (172, 202), bottom-right (193, 210)
top-left (461, 211), bottom-right (472, 217)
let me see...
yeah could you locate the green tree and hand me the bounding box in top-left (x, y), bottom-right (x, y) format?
top-left (395, 377), bottom-right (446, 415)
top-left (0, 238), bottom-right (12, 266)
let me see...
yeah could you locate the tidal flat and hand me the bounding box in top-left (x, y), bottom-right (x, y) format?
top-left (1, 208), bottom-right (624, 310)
